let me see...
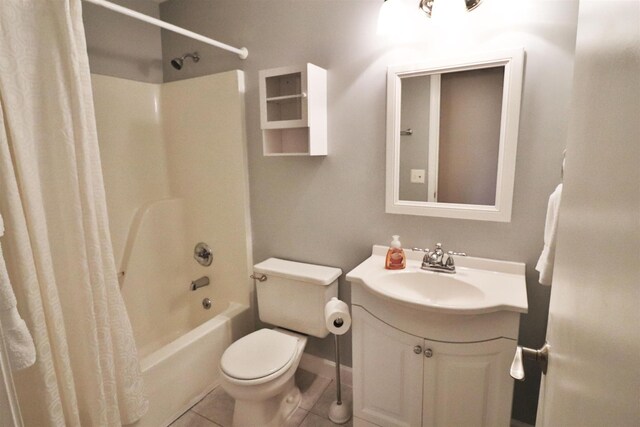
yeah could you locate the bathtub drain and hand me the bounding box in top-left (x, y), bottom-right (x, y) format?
top-left (202, 298), bottom-right (212, 310)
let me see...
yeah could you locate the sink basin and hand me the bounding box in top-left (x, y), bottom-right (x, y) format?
top-left (371, 271), bottom-right (485, 305)
top-left (346, 245), bottom-right (528, 315)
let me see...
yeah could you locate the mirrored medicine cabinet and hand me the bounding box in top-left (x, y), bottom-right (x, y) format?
top-left (385, 49), bottom-right (524, 222)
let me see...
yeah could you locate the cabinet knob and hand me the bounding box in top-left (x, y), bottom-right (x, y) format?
top-left (413, 345), bottom-right (423, 354)
top-left (424, 348), bottom-right (433, 358)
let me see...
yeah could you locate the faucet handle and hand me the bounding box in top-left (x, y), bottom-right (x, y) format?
top-left (445, 250), bottom-right (466, 268)
top-left (434, 243), bottom-right (445, 256)
top-left (447, 250), bottom-right (467, 257)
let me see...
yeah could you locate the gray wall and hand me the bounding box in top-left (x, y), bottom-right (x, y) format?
top-left (438, 67), bottom-right (503, 205)
top-left (82, 0), bottom-right (163, 83)
top-left (84, 0), bottom-right (580, 423)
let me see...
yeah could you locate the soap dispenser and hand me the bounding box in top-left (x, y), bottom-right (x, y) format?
top-left (385, 235), bottom-right (406, 270)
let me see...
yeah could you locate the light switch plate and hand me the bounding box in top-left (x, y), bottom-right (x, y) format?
top-left (411, 169), bottom-right (426, 184)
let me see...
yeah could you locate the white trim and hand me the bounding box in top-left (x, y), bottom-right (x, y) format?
top-left (354, 415), bottom-right (382, 427)
top-left (427, 74), bottom-right (440, 202)
top-left (82, 0), bottom-right (248, 59)
top-left (385, 48), bottom-right (525, 222)
top-left (299, 352), bottom-right (353, 388)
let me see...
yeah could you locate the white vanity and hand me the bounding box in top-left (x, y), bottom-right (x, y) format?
top-left (347, 245), bottom-right (528, 427)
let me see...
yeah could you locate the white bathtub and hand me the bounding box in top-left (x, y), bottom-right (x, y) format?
top-left (133, 302), bottom-right (252, 427)
top-left (120, 199), bottom-right (253, 426)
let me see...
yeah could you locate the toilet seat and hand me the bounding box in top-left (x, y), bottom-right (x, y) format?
top-left (221, 329), bottom-right (300, 381)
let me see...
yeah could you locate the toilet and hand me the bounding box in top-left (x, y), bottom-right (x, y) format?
top-left (219, 258), bottom-right (341, 427)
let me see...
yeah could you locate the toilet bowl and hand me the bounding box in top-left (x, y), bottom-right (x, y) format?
top-left (219, 258), bottom-right (341, 427)
top-left (220, 328), bottom-right (307, 427)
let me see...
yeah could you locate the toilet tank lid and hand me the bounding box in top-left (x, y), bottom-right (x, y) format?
top-left (254, 258), bottom-right (342, 286)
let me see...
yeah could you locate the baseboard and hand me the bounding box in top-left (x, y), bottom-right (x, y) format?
top-left (510, 419), bottom-right (534, 427)
top-left (354, 416), bottom-right (381, 427)
top-left (300, 352), bottom-right (353, 387)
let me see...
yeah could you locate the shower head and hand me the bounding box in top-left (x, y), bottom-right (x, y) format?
top-left (170, 58), bottom-right (183, 70)
top-left (170, 52), bottom-right (200, 70)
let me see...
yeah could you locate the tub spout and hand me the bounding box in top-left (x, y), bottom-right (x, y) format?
top-left (191, 276), bottom-right (210, 291)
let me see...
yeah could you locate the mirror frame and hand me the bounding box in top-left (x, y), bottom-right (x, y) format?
top-left (385, 48), bottom-right (525, 222)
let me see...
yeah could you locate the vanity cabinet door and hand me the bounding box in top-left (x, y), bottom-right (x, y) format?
top-left (421, 338), bottom-right (515, 427)
top-left (352, 306), bottom-right (423, 427)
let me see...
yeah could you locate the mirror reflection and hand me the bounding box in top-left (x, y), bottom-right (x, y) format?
top-left (398, 66), bottom-right (505, 206)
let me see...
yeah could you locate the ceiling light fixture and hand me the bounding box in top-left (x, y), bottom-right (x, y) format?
top-left (417, 0), bottom-right (483, 18)
top-left (464, 0), bottom-right (483, 12)
top-left (418, 0), bottom-right (434, 17)
top-left (378, 0), bottom-right (483, 34)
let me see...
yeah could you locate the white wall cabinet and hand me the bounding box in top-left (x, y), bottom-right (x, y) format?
top-left (352, 306), bottom-right (515, 427)
top-left (258, 63), bottom-right (327, 156)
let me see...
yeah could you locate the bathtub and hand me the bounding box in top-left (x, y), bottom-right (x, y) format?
top-left (135, 302), bottom-right (252, 427)
top-left (120, 199), bottom-right (253, 426)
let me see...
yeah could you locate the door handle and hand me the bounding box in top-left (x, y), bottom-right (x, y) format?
top-left (510, 342), bottom-right (550, 381)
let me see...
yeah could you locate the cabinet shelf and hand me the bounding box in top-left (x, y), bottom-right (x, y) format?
top-left (266, 93), bottom-right (307, 103)
top-left (259, 64), bottom-right (327, 156)
top-left (264, 151), bottom-right (310, 157)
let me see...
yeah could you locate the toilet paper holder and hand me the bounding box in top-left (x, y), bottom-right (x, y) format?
top-left (324, 298), bottom-right (352, 424)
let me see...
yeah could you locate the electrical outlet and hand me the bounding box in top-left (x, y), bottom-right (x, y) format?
top-left (411, 169), bottom-right (426, 184)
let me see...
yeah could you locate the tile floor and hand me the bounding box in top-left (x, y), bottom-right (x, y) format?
top-left (170, 369), bottom-right (353, 427)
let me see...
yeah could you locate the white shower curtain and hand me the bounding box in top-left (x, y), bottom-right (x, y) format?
top-left (0, 1), bottom-right (148, 426)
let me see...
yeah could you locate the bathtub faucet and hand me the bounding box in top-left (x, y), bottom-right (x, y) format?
top-left (191, 276), bottom-right (210, 291)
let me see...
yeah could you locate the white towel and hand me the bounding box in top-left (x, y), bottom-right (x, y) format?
top-left (0, 213), bottom-right (36, 370)
top-left (536, 184), bottom-right (563, 286)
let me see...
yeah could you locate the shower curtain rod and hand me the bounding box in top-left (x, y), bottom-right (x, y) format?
top-left (82, 0), bottom-right (248, 59)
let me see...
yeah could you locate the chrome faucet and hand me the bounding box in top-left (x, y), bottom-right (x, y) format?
top-left (190, 276), bottom-right (210, 291)
top-left (419, 243), bottom-right (466, 274)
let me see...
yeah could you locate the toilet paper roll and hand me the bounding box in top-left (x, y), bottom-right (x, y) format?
top-left (324, 297), bottom-right (351, 335)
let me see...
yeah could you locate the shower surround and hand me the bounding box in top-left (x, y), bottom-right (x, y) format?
top-left (91, 70), bottom-right (253, 426)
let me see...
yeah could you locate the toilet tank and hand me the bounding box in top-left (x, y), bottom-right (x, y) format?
top-left (253, 258), bottom-right (341, 338)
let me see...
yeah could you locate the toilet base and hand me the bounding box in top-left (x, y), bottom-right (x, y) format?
top-left (220, 329), bottom-right (308, 427)
top-left (232, 375), bottom-right (301, 427)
